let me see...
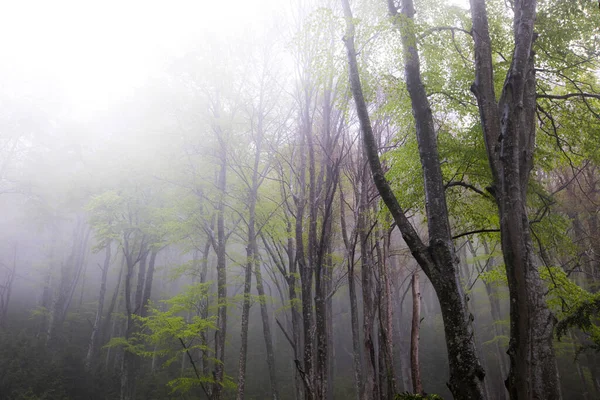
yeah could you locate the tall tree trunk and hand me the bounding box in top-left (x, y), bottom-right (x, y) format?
top-left (254, 253), bottom-right (280, 400)
top-left (286, 214), bottom-right (303, 400)
top-left (103, 255), bottom-right (125, 370)
top-left (236, 211), bottom-right (255, 400)
top-left (199, 240), bottom-right (211, 381)
top-left (342, 1), bottom-right (487, 398)
top-left (340, 187), bottom-right (364, 400)
top-left (213, 141), bottom-right (228, 400)
top-left (141, 249), bottom-right (158, 318)
top-left (469, 0), bottom-right (561, 398)
top-left (86, 242), bottom-right (112, 370)
top-left (410, 272), bottom-right (422, 395)
top-left (359, 175), bottom-right (379, 400)
top-left (47, 219), bottom-right (90, 348)
top-left (295, 111), bottom-right (314, 400)
top-left (379, 221), bottom-right (397, 398)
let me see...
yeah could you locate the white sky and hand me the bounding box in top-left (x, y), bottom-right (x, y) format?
top-left (0, 0), bottom-right (469, 118)
top-left (0, 0), bottom-right (284, 117)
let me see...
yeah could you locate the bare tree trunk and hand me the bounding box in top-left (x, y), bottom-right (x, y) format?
top-left (213, 142), bottom-right (228, 400)
top-left (379, 222), bottom-right (397, 398)
top-left (119, 226), bottom-right (150, 400)
top-left (340, 187), bottom-right (364, 400)
top-left (295, 112), bottom-right (314, 400)
top-left (342, 1), bottom-right (487, 398)
top-left (255, 257), bottom-right (280, 400)
top-left (200, 239), bottom-right (212, 380)
top-left (236, 213), bottom-right (255, 400)
top-left (359, 175), bottom-right (379, 400)
top-left (86, 242), bottom-right (112, 370)
top-left (47, 218), bottom-right (90, 348)
top-left (285, 214), bottom-right (303, 400)
top-left (103, 255), bottom-right (125, 370)
top-left (469, 1), bottom-right (561, 398)
top-left (141, 249), bottom-right (158, 318)
top-left (410, 272), bottom-right (422, 395)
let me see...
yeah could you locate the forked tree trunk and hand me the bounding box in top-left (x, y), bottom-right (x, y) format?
top-left (469, 0), bottom-right (561, 398)
top-left (342, 1), bottom-right (487, 398)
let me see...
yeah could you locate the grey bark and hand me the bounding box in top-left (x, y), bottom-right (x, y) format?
top-left (103, 255), bottom-right (125, 370)
top-left (342, 1), bottom-right (487, 398)
top-left (410, 272), bottom-right (422, 395)
top-left (140, 249), bottom-right (158, 318)
top-left (358, 172), bottom-right (379, 400)
top-left (85, 241), bottom-right (112, 370)
top-left (340, 186), bottom-right (364, 400)
top-left (212, 136), bottom-right (228, 400)
top-left (469, 0), bottom-right (561, 398)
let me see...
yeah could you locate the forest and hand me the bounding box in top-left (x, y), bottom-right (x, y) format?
top-left (1, 0), bottom-right (599, 399)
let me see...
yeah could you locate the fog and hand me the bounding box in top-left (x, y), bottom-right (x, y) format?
top-left (1, 0), bottom-right (599, 399)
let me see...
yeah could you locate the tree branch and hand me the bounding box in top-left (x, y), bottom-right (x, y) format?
top-left (537, 92), bottom-right (600, 100)
top-left (445, 181), bottom-right (489, 197)
top-left (452, 228), bottom-right (500, 240)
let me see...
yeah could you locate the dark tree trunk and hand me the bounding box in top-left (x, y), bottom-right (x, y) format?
top-left (410, 272), bottom-right (422, 395)
top-left (200, 239), bottom-right (212, 379)
top-left (120, 236), bottom-right (148, 400)
top-left (295, 106), bottom-right (314, 400)
top-left (255, 253), bottom-right (280, 400)
top-left (358, 174), bottom-right (379, 400)
top-left (140, 249), bottom-right (158, 318)
top-left (86, 242), bottom-right (112, 370)
top-left (342, 1), bottom-right (487, 398)
top-left (236, 230), bottom-right (253, 400)
top-left (469, 0), bottom-right (561, 398)
top-left (340, 187), bottom-right (364, 400)
top-left (213, 142), bottom-right (228, 400)
top-left (379, 221), bottom-right (397, 398)
top-left (47, 218), bottom-right (90, 348)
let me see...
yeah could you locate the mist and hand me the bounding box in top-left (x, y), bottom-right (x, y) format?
top-left (1, 1), bottom-right (599, 399)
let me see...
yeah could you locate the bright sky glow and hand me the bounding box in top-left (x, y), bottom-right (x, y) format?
top-left (0, 0), bottom-right (471, 118)
top-left (0, 0), bottom-right (283, 118)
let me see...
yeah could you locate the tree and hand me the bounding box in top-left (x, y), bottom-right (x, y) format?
top-left (342, 0), bottom-right (487, 397)
top-left (468, 0), bottom-right (560, 397)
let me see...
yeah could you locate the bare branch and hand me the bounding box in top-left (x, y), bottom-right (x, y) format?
top-left (537, 92), bottom-right (600, 101)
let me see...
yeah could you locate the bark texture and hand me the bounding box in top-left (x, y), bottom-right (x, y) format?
top-left (410, 272), bottom-right (422, 395)
top-left (469, 0), bottom-right (561, 398)
top-left (342, 0), bottom-right (488, 398)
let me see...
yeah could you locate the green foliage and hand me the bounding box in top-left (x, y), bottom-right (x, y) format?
top-left (556, 293), bottom-right (600, 352)
top-left (106, 283), bottom-right (219, 395)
